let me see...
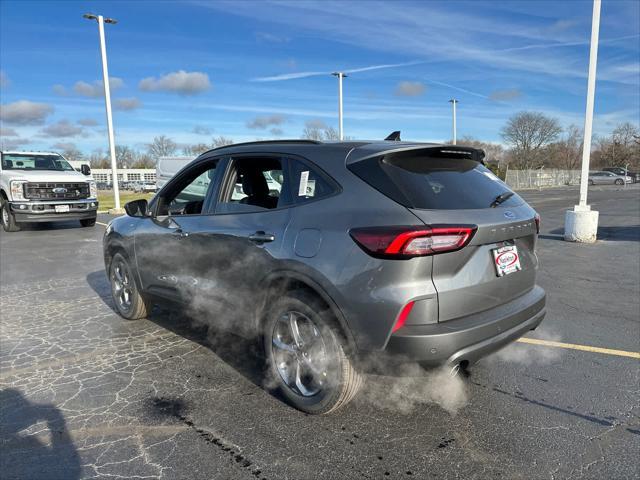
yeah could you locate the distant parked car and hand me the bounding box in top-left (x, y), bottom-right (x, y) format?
top-left (588, 171), bottom-right (633, 186)
top-left (603, 167), bottom-right (640, 183)
top-left (133, 182), bottom-right (157, 193)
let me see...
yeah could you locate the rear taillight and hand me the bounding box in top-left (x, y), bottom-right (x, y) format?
top-left (349, 225), bottom-right (477, 258)
top-left (534, 213), bottom-right (541, 234)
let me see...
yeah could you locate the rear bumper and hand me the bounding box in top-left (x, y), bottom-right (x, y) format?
top-left (384, 285), bottom-right (546, 366)
top-left (9, 200), bottom-right (98, 223)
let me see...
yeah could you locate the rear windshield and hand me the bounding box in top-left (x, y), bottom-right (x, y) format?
top-left (349, 148), bottom-right (523, 210)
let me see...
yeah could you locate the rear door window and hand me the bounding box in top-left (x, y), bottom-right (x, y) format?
top-left (349, 148), bottom-right (523, 210)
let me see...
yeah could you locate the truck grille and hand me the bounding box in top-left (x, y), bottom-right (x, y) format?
top-left (24, 182), bottom-right (90, 200)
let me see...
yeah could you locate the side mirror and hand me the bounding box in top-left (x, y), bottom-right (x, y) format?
top-left (124, 199), bottom-right (150, 218)
top-left (81, 164), bottom-right (91, 176)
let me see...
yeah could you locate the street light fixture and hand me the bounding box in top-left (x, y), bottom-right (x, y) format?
top-left (448, 99), bottom-right (458, 145)
top-left (83, 13), bottom-right (121, 212)
top-left (332, 72), bottom-right (347, 140)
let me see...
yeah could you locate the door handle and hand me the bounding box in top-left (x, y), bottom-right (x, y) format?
top-left (171, 228), bottom-right (189, 238)
top-left (248, 231), bottom-right (275, 243)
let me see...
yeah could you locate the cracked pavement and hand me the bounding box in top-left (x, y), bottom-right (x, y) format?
top-left (1, 185), bottom-right (639, 479)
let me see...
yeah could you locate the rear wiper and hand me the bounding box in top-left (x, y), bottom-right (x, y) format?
top-left (490, 191), bottom-right (514, 208)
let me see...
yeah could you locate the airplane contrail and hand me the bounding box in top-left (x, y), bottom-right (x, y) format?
top-left (252, 60), bottom-right (423, 82)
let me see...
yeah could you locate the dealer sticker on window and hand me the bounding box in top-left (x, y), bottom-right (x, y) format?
top-left (493, 245), bottom-right (521, 277)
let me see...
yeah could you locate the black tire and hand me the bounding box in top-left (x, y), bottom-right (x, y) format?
top-left (1, 200), bottom-right (20, 232)
top-left (588, 179), bottom-right (594, 186)
top-left (80, 217), bottom-right (97, 227)
top-left (109, 253), bottom-right (151, 320)
top-left (263, 290), bottom-right (363, 414)
top-left (614, 178), bottom-right (624, 185)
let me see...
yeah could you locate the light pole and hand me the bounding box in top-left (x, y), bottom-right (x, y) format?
top-left (332, 72), bottom-right (347, 140)
top-left (449, 99), bottom-right (458, 145)
top-left (83, 13), bottom-right (121, 212)
top-left (564, 0), bottom-right (601, 242)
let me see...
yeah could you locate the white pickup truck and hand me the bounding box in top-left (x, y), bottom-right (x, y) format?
top-left (0, 151), bottom-right (98, 232)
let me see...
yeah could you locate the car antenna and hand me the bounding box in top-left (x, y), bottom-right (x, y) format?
top-left (385, 131), bottom-right (401, 141)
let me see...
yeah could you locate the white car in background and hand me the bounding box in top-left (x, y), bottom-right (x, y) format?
top-left (588, 171), bottom-right (633, 186)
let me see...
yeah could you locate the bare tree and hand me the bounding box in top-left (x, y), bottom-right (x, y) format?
top-left (131, 152), bottom-right (155, 169)
top-left (501, 112), bottom-right (562, 169)
top-left (593, 123), bottom-right (640, 168)
top-left (61, 146), bottom-right (84, 163)
top-left (211, 136), bottom-right (234, 147)
top-left (301, 121), bottom-right (341, 141)
top-left (115, 145), bottom-right (135, 168)
top-left (182, 143), bottom-right (211, 156)
top-left (88, 149), bottom-right (110, 169)
top-left (147, 135), bottom-right (177, 159)
top-left (547, 125), bottom-right (582, 170)
top-left (457, 136), bottom-right (506, 167)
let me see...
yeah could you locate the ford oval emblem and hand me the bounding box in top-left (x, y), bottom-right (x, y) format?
top-left (504, 211), bottom-right (516, 219)
top-left (52, 187), bottom-right (67, 194)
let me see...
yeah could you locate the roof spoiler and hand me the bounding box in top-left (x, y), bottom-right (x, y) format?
top-left (385, 131), bottom-right (401, 141)
top-left (431, 146), bottom-right (486, 164)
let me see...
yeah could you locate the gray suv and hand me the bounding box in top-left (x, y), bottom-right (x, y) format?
top-left (103, 139), bottom-right (545, 414)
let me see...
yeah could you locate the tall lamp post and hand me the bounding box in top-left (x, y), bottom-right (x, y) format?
top-left (332, 72), bottom-right (347, 140)
top-left (449, 99), bottom-right (458, 145)
top-left (564, 0), bottom-right (601, 242)
top-left (83, 13), bottom-right (121, 212)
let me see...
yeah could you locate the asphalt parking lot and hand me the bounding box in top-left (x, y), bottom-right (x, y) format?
top-left (1, 184), bottom-right (639, 480)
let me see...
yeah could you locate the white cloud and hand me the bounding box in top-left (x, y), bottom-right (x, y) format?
top-left (395, 81), bottom-right (426, 97)
top-left (0, 137), bottom-right (30, 150)
top-left (52, 84), bottom-right (67, 96)
top-left (38, 120), bottom-right (85, 138)
top-left (0, 100), bottom-right (54, 125)
top-left (114, 97), bottom-right (142, 111)
top-left (192, 125), bottom-right (213, 135)
top-left (77, 118), bottom-right (99, 127)
top-left (0, 71), bottom-right (10, 88)
top-left (489, 89), bottom-right (523, 101)
top-left (73, 77), bottom-right (124, 98)
top-left (0, 127), bottom-right (19, 137)
top-left (255, 32), bottom-right (289, 43)
top-left (51, 142), bottom-right (78, 151)
top-left (246, 114), bottom-right (286, 129)
top-left (139, 70), bottom-right (211, 95)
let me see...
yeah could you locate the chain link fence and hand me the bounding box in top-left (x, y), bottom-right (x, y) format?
top-left (505, 169), bottom-right (581, 190)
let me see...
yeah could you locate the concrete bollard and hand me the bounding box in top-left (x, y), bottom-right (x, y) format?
top-left (564, 205), bottom-right (599, 243)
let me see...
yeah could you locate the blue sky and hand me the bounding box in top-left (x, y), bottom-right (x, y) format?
top-left (1, 0), bottom-right (639, 153)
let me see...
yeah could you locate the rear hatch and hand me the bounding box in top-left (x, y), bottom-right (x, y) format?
top-left (348, 146), bottom-right (539, 322)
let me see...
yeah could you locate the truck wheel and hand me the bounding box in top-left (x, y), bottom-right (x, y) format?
top-left (80, 218), bottom-right (97, 227)
top-left (109, 253), bottom-right (151, 320)
top-left (263, 290), bottom-right (363, 414)
top-left (1, 201), bottom-right (20, 232)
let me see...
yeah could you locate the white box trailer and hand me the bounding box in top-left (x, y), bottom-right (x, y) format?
top-left (156, 156), bottom-right (193, 190)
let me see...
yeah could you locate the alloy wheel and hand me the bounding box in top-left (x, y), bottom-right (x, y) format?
top-left (111, 260), bottom-right (134, 314)
top-left (271, 311), bottom-right (331, 397)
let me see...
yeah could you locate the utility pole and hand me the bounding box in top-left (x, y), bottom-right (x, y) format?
top-left (564, 0), bottom-right (601, 242)
top-left (449, 99), bottom-right (458, 145)
top-left (83, 13), bottom-right (121, 212)
top-left (332, 72), bottom-right (347, 140)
